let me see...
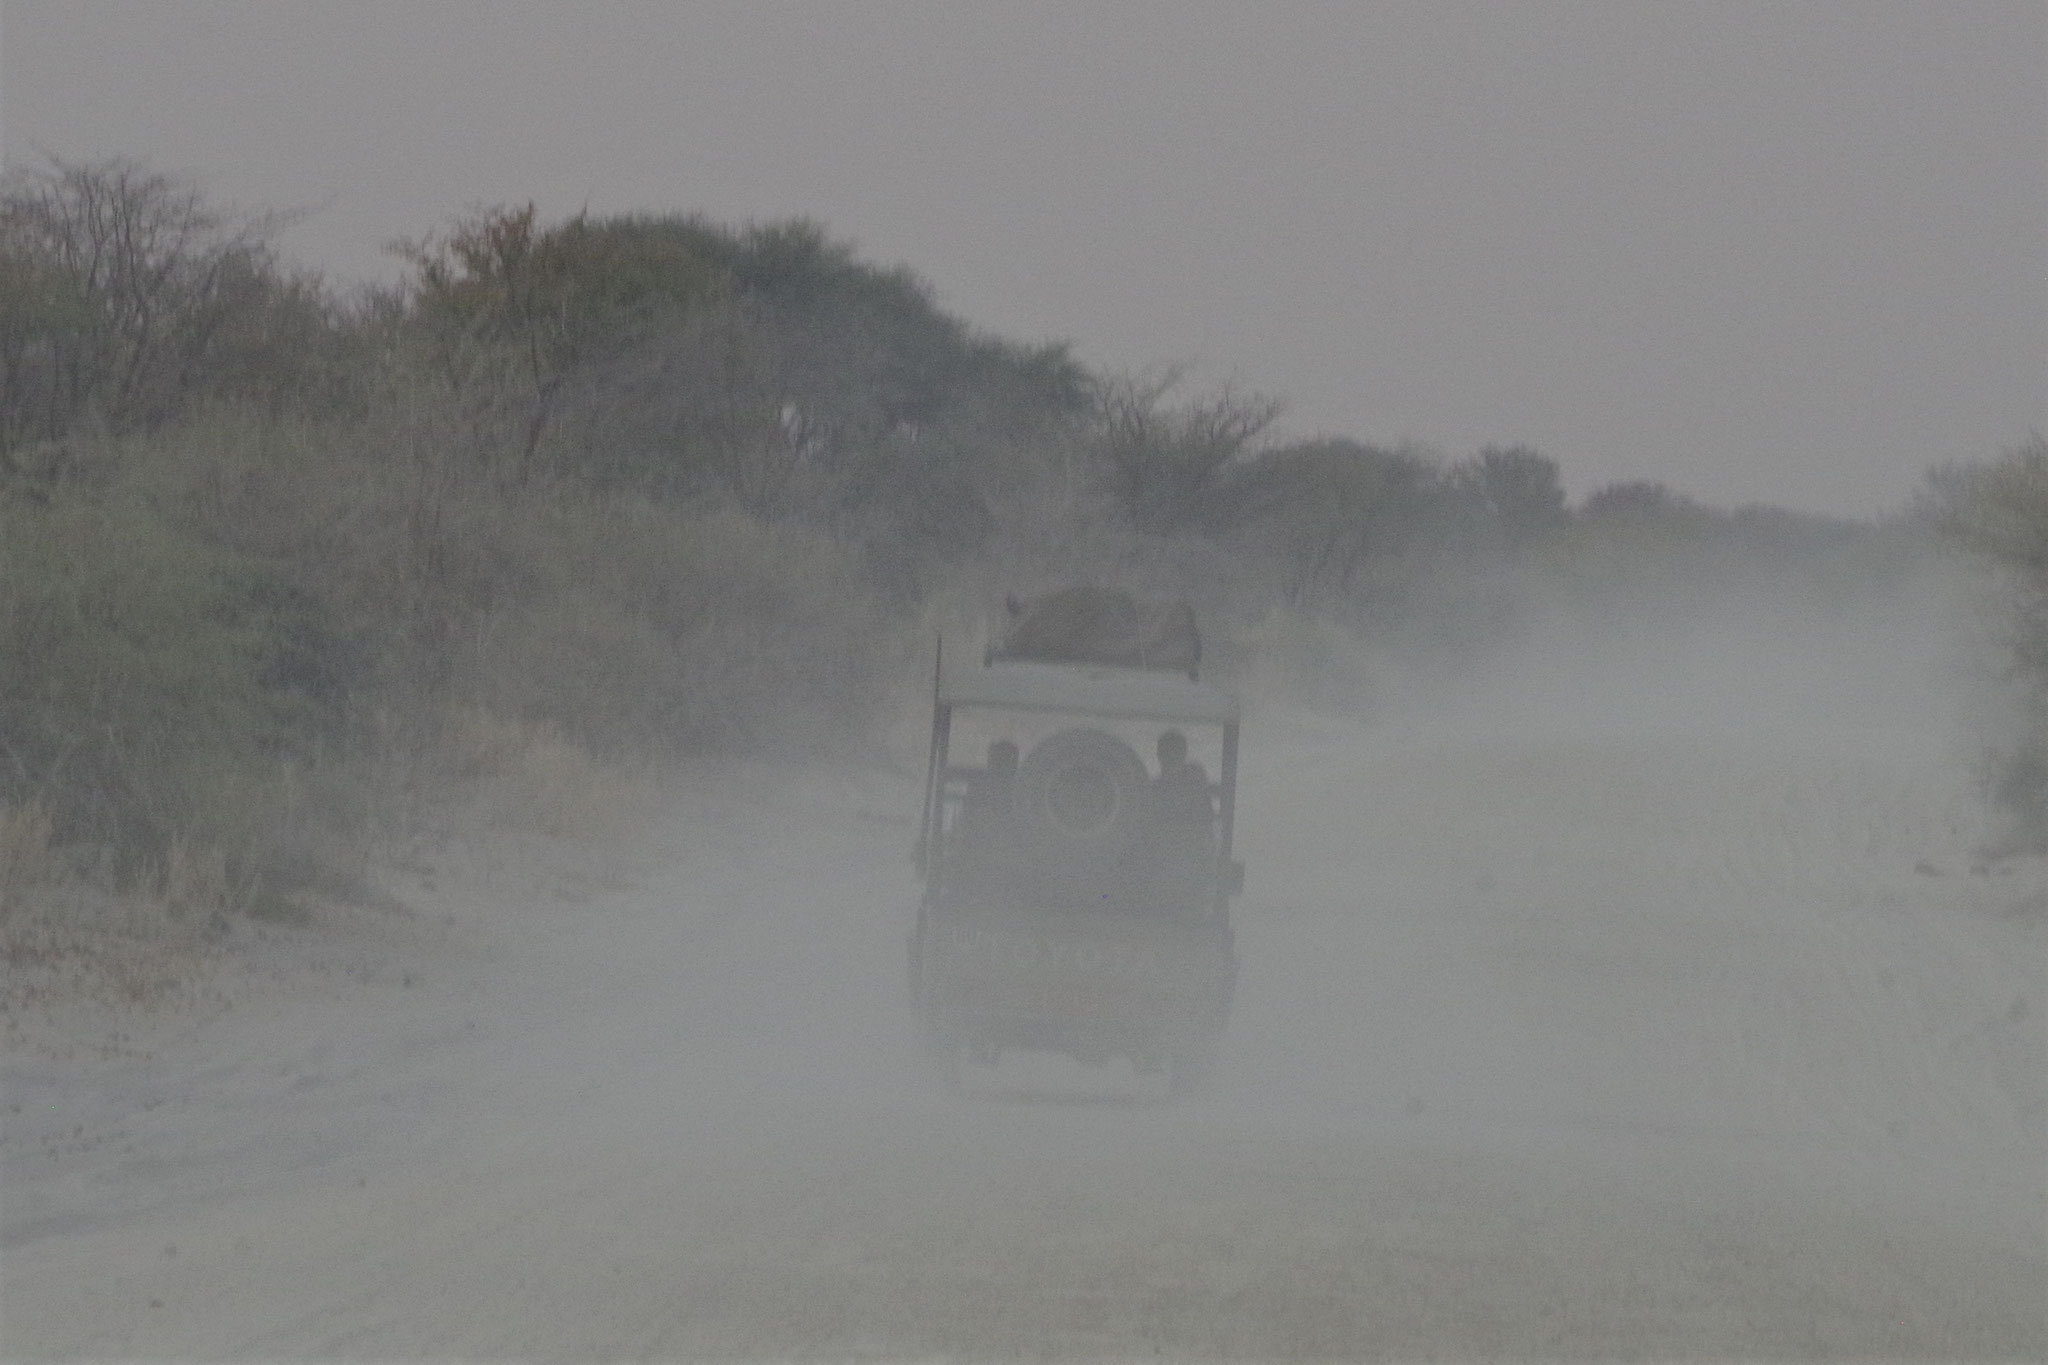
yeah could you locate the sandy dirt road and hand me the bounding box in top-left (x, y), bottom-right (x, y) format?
top-left (4, 684), bottom-right (2044, 1357)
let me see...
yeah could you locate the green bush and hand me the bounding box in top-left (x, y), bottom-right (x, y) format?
top-left (0, 393), bottom-right (907, 920)
top-left (0, 470), bottom-right (326, 876)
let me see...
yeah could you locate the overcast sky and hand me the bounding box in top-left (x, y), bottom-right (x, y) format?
top-left (3, 0), bottom-right (2041, 515)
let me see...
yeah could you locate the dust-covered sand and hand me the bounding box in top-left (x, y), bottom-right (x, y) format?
top-left (4, 602), bottom-right (2044, 1359)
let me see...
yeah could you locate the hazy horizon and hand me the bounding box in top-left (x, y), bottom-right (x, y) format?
top-left (4, 0), bottom-right (2041, 516)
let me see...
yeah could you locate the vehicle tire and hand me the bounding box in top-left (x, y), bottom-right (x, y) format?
top-left (1013, 727), bottom-right (1152, 874)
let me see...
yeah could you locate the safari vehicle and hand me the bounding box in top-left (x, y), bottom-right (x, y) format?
top-left (909, 589), bottom-right (1243, 1095)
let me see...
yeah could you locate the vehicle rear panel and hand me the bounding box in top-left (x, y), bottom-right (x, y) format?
top-left (922, 900), bottom-right (1232, 1058)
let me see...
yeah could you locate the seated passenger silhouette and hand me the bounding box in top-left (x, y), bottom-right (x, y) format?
top-left (1152, 729), bottom-right (1213, 827)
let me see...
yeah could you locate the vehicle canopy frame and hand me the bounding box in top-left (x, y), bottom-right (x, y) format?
top-left (915, 640), bottom-right (1244, 909)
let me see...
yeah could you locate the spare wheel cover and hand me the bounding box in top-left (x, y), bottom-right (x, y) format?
top-left (1015, 726), bottom-right (1150, 865)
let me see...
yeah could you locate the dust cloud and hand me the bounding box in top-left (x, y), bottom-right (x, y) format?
top-left (5, 566), bottom-right (2043, 1358)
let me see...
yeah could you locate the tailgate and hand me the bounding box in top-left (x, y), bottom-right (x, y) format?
top-left (925, 907), bottom-right (1229, 1025)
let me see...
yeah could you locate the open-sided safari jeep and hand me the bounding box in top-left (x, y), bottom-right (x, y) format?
top-left (909, 589), bottom-right (1242, 1095)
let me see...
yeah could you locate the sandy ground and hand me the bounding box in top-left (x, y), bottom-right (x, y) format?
top-left (3, 668), bottom-right (2045, 1357)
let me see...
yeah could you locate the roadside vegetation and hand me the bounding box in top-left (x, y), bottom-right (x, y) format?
top-left (1925, 435), bottom-right (2048, 852)
top-left (0, 155), bottom-right (1976, 937)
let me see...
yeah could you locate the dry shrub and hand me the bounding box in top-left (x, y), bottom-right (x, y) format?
top-left (1932, 437), bottom-right (2048, 850)
top-left (463, 498), bottom-right (899, 756)
top-left (2, 391), bottom-right (905, 948)
top-left (0, 800), bottom-right (55, 919)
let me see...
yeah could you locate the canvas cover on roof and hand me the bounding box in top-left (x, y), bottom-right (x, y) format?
top-left (989, 586), bottom-right (1201, 676)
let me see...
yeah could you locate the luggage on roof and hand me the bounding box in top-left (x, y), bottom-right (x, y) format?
top-left (989, 586), bottom-right (1202, 677)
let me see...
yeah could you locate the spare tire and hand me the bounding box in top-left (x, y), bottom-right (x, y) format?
top-left (1014, 727), bottom-right (1152, 871)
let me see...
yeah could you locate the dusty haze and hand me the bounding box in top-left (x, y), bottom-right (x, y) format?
top-left (2, 3), bottom-right (2044, 1355)
top-left (6, 566), bottom-right (2043, 1358)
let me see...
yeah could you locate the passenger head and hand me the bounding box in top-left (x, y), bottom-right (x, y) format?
top-left (1156, 729), bottom-right (1187, 768)
top-left (987, 739), bottom-right (1019, 775)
